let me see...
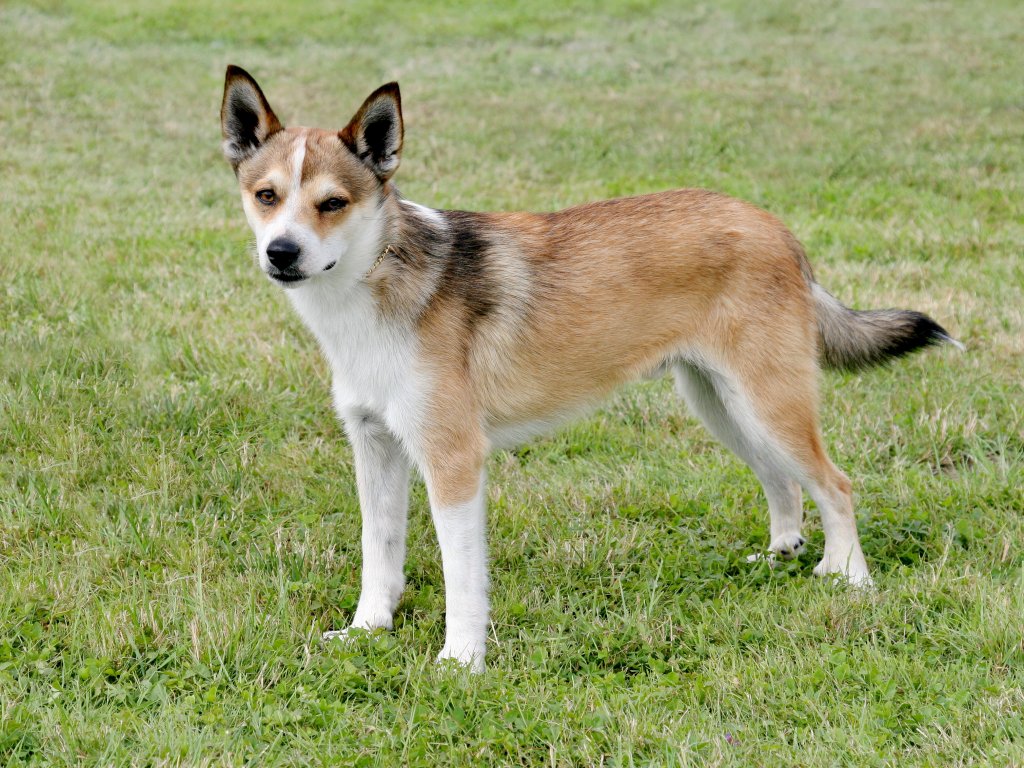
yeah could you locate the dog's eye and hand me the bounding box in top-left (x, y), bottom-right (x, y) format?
top-left (255, 189), bottom-right (276, 205)
top-left (319, 197), bottom-right (348, 213)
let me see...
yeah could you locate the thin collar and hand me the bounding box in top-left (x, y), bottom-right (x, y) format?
top-left (363, 243), bottom-right (395, 280)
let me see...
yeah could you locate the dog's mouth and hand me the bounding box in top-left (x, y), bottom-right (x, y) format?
top-left (268, 262), bottom-right (336, 285)
top-left (268, 270), bottom-right (306, 284)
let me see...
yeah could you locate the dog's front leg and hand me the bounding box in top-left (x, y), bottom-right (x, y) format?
top-left (422, 436), bottom-right (489, 672)
top-left (326, 410), bottom-right (411, 638)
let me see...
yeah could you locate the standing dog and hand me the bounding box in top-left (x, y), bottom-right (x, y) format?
top-left (220, 66), bottom-right (959, 670)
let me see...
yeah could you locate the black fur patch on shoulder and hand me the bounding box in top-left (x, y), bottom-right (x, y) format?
top-left (439, 210), bottom-right (495, 321)
top-left (394, 222), bottom-right (445, 267)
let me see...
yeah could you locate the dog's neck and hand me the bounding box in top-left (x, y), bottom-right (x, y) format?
top-left (360, 192), bottom-right (451, 321)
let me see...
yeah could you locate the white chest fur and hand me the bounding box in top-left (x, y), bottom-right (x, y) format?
top-left (286, 279), bottom-right (427, 452)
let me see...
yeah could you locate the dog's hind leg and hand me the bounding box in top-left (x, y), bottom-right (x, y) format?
top-left (678, 347), bottom-right (870, 585)
top-left (673, 361), bottom-right (806, 560)
top-left (323, 410), bottom-right (411, 640)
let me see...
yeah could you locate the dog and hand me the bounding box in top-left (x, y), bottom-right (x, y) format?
top-left (220, 66), bottom-right (960, 671)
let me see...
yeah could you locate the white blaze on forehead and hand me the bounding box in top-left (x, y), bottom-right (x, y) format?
top-left (289, 132), bottom-right (307, 195)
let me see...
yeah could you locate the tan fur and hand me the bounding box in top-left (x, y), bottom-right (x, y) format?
top-left (447, 192), bottom-right (819, 435)
top-left (387, 182), bottom-right (876, 600)
top-left (418, 296), bottom-right (487, 508)
top-left (393, 189), bottom-right (840, 509)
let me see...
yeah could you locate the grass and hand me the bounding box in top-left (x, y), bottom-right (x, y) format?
top-left (1, 0), bottom-right (1023, 764)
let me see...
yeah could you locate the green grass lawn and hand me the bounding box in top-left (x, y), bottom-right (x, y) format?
top-left (2, 0), bottom-right (1023, 764)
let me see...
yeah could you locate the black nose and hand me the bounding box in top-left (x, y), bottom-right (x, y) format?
top-left (266, 237), bottom-right (301, 269)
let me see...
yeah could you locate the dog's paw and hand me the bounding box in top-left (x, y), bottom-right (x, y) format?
top-left (813, 551), bottom-right (873, 588)
top-left (769, 532), bottom-right (807, 560)
top-left (321, 623), bottom-right (389, 644)
top-left (437, 642), bottom-right (486, 673)
top-left (746, 532), bottom-right (806, 565)
top-left (322, 604), bottom-right (395, 644)
top-left (321, 627), bottom-right (361, 643)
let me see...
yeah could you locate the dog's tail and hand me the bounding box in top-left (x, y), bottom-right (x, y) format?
top-left (812, 283), bottom-right (963, 371)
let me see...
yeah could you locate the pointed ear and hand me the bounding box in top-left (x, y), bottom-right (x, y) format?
top-left (221, 65), bottom-right (283, 171)
top-left (339, 83), bottom-right (403, 181)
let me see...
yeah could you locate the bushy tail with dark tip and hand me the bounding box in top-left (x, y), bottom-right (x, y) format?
top-left (812, 283), bottom-right (963, 371)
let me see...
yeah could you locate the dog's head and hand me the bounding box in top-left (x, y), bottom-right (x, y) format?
top-left (220, 66), bottom-right (402, 288)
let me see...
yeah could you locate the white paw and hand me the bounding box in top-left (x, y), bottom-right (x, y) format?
top-left (322, 626), bottom-right (366, 643)
top-left (321, 618), bottom-right (390, 643)
top-left (747, 532), bottom-right (806, 564)
top-left (437, 641), bottom-right (486, 673)
top-left (813, 551), bottom-right (873, 588)
top-left (769, 532), bottom-right (807, 560)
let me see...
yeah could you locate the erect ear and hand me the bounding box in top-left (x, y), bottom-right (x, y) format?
top-left (339, 83), bottom-right (403, 181)
top-left (221, 65), bottom-right (284, 171)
